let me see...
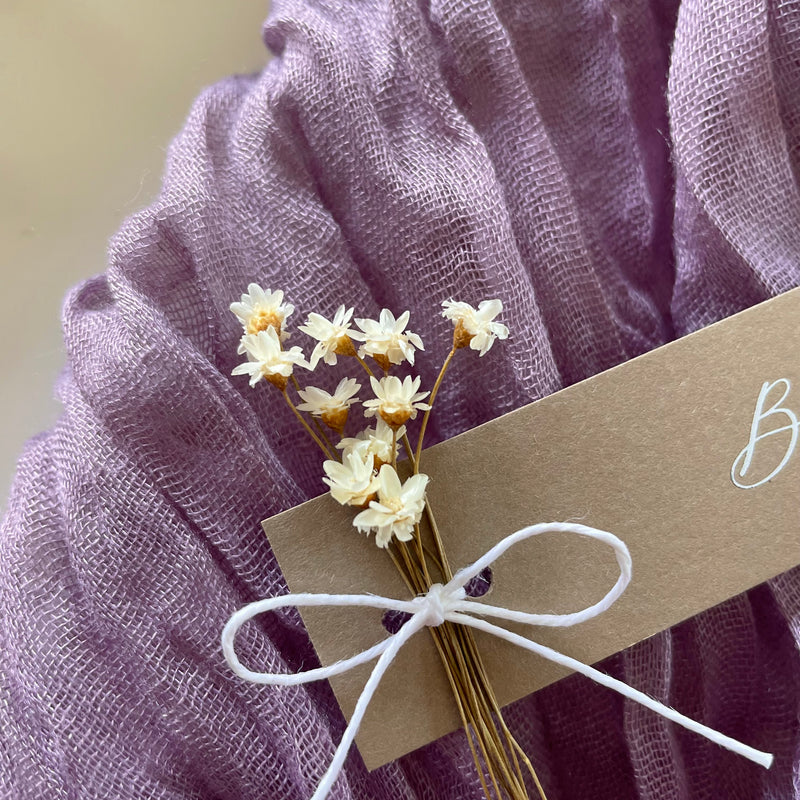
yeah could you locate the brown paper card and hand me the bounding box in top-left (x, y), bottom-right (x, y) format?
top-left (264, 288), bottom-right (800, 770)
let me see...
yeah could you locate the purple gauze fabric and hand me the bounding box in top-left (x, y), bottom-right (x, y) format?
top-left (3, 1), bottom-right (800, 798)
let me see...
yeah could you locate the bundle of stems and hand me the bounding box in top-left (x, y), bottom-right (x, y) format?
top-left (389, 358), bottom-right (546, 800)
top-left (390, 515), bottom-right (545, 800)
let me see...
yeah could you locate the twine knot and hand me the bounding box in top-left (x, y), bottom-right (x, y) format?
top-left (417, 582), bottom-right (466, 627)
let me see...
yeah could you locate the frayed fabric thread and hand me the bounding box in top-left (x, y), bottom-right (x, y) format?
top-left (222, 522), bottom-right (773, 800)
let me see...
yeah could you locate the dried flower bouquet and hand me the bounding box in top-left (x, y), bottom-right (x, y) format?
top-left (229, 285), bottom-right (544, 800)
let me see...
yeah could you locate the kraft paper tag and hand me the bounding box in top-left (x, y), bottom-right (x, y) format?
top-left (263, 288), bottom-right (799, 771)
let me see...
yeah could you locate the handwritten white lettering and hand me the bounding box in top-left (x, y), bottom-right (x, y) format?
top-left (731, 379), bottom-right (798, 489)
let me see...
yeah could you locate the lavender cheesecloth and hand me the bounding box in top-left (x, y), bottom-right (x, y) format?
top-left (3, 1), bottom-right (800, 798)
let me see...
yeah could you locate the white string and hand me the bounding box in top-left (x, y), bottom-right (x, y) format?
top-left (222, 522), bottom-right (774, 800)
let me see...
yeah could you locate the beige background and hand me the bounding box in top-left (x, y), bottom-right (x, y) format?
top-left (0, 2), bottom-right (271, 509)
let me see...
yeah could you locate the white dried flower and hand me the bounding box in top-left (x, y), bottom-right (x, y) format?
top-left (230, 283), bottom-right (294, 341)
top-left (296, 378), bottom-right (361, 434)
top-left (441, 298), bottom-right (509, 356)
top-left (299, 305), bottom-right (358, 369)
top-left (353, 464), bottom-right (429, 548)
top-left (232, 328), bottom-right (308, 390)
top-left (352, 309), bottom-right (424, 370)
top-left (323, 450), bottom-right (379, 507)
top-left (362, 375), bottom-right (431, 428)
top-left (337, 418), bottom-right (406, 468)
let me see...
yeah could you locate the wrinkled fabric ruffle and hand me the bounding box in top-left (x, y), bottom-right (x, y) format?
top-left (2, 1), bottom-right (800, 798)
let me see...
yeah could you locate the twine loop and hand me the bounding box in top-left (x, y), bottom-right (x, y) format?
top-left (222, 521), bottom-right (773, 800)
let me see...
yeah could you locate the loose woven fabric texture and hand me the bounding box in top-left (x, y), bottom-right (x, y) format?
top-left (3, 1), bottom-right (800, 798)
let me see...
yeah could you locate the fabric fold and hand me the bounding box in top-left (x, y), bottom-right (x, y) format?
top-left (2, 1), bottom-right (799, 797)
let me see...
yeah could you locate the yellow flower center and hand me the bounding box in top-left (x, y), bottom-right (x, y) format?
top-left (384, 496), bottom-right (404, 513)
top-left (247, 309), bottom-right (282, 335)
top-left (322, 407), bottom-right (348, 435)
top-left (334, 335), bottom-right (357, 357)
top-left (264, 372), bottom-right (288, 391)
top-left (380, 408), bottom-right (411, 429)
top-left (372, 353), bottom-right (391, 371)
top-left (453, 319), bottom-right (474, 349)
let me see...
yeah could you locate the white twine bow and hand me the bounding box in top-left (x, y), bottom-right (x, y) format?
top-left (222, 522), bottom-right (773, 800)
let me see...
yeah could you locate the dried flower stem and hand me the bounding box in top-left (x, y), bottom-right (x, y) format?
top-left (355, 353), bottom-right (375, 378)
top-left (420, 539), bottom-right (445, 576)
top-left (414, 347), bottom-right (456, 469)
top-left (396, 541), bottom-right (425, 594)
top-left (290, 374), bottom-right (340, 459)
top-left (281, 389), bottom-right (337, 460)
top-left (412, 524), bottom-right (432, 585)
top-left (386, 545), bottom-right (415, 596)
top-left (423, 502), bottom-right (453, 581)
top-left (400, 433), bottom-right (416, 467)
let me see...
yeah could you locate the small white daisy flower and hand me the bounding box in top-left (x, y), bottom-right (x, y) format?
top-left (337, 418), bottom-right (406, 468)
top-left (299, 305), bottom-right (359, 369)
top-left (232, 328), bottom-right (308, 390)
top-left (362, 375), bottom-right (431, 429)
top-left (441, 298), bottom-right (509, 356)
top-left (322, 450), bottom-right (379, 507)
top-left (296, 377), bottom-right (361, 434)
top-left (230, 283), bottom-right (294, 341)
top-left (353, 309), bottom-right (424, 370)
top-left (353, 464), bottom-right (430, 548)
